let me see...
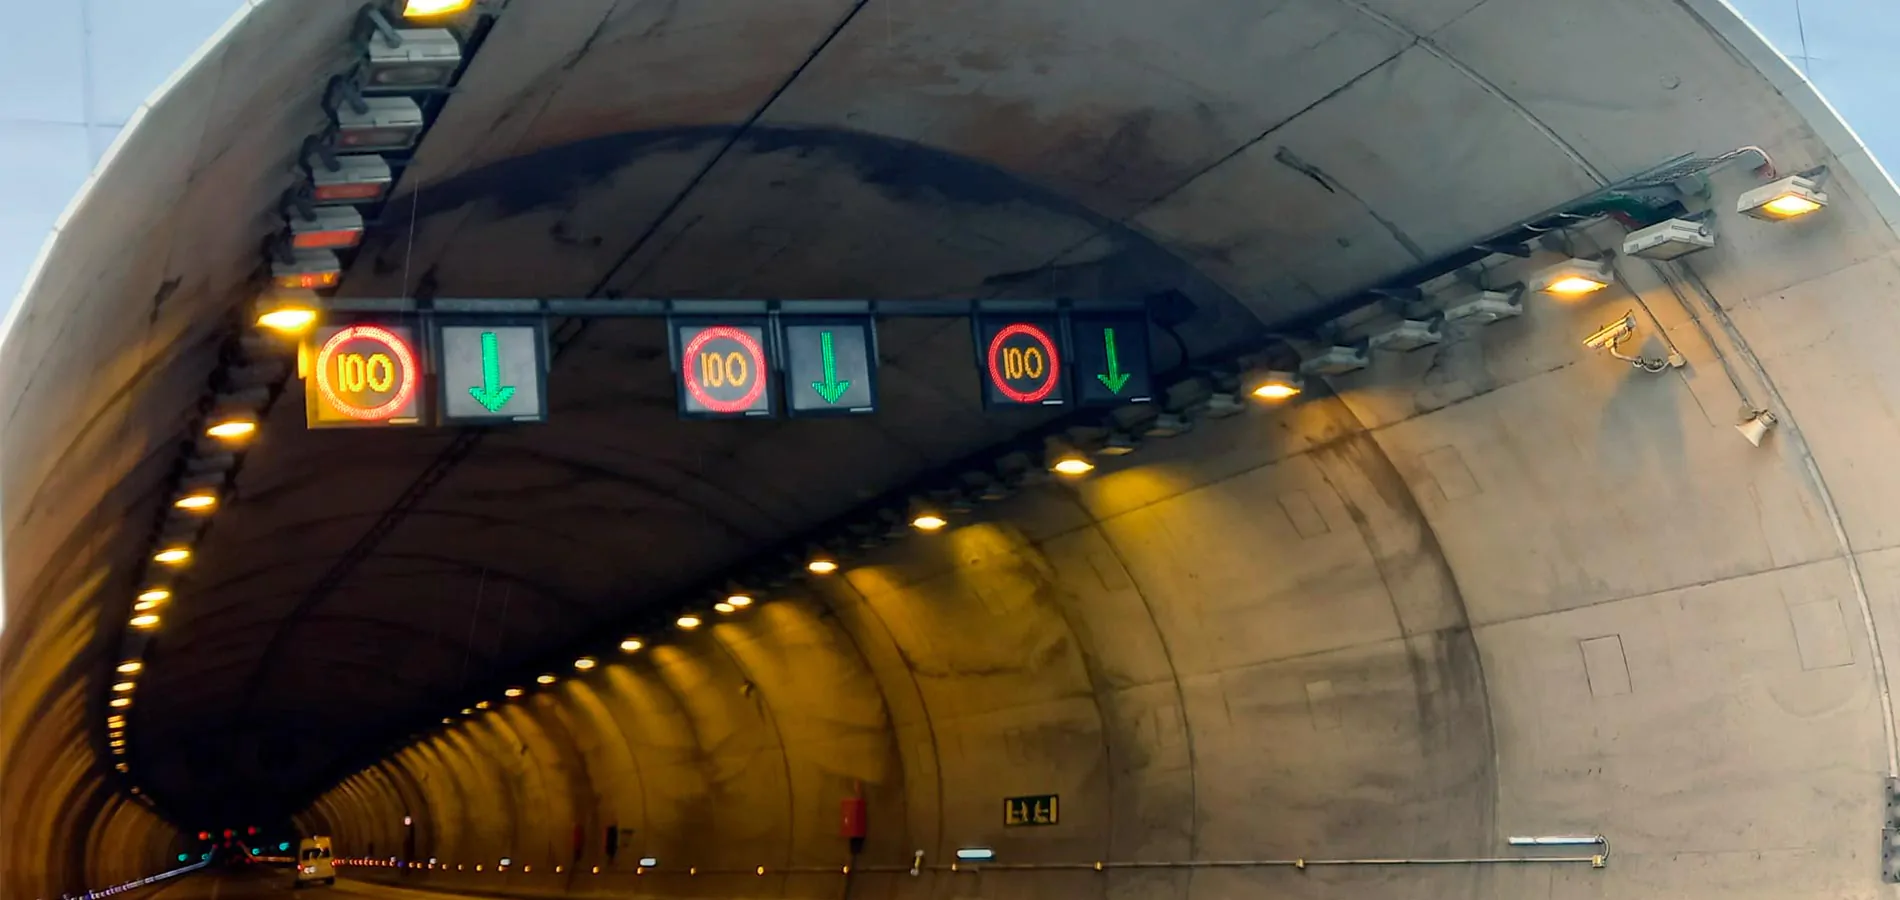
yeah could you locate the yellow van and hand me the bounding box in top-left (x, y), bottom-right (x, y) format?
top-left (295, 836), bottom-right (335, 887)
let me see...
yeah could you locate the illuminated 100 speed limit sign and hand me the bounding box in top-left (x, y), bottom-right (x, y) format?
top-left (670, 319), bottom-right (778, 419)
top-left (974, 314), bottom-right (1067, 409)
top-left (305, 322), bottom-right (424, 428)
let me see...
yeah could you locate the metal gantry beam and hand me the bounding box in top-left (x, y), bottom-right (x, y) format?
top-left (313, 296), bottom-right (1151, 318)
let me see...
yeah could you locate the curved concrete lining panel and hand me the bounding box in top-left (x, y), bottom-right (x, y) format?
top-left (5, 0), bottom-right (1900, 897)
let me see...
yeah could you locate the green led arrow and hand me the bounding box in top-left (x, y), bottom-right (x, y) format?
top-left (467, 331), bottom-right (517, 413)
top-left (810, 330), bottom-right (851, 404)
top-left (1095, 327), bottom-right (1130, 394)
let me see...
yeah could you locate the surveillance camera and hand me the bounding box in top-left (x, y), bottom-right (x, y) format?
top-left (1582, 313), bottom-right (1636, 351)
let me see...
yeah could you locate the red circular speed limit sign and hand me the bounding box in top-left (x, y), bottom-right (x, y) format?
top-left (681, 325), bottom-right (768, 413)
top-left (315, 324), bottom-right (420, 421)
top-left (986, 322), bottom-right (1062, 404)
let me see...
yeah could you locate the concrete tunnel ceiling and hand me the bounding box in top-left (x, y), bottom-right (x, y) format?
top-left (4, 0), bottom-right (1899, 895)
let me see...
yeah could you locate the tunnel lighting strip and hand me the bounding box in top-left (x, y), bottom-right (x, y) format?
top-left (336, 849), bottom-right (1604, 877)
top-left (99, 0), bottom-right (505, 799)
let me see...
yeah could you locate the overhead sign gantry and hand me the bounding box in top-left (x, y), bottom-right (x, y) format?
top-left (294, 297), bottom-right (1155, 428)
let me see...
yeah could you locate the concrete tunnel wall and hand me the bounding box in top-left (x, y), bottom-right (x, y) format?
top-left (306, 172), bottom-right (1900, 897)
top-left (0, 618), bottom-right (180, 899)
top-left (2, 0), bottom-right (1899, 898)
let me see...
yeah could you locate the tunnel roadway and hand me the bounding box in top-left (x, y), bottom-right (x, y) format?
top-left (133, 870), bottom-right (497, 900)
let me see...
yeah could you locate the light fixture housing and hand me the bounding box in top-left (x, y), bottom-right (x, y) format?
top-left (1142, 412), bottom-right (1191, 438)
top-left (1737, 174), bottom-right (1827, 220)
top-left (136, 588), bottom-right (171, 605)
top-left (536, 674), bottom-right (557, 685)
top-left (573, 657), bottom-right (597, 670)
top-left (112, 681), bottom-right (136, 693)
top-left (1243, 369), bottom-right (1303, 401)
top-left (1441, 286), bottom-right (1525, 324)
top-left (676, 614), bottom-right (703, 629)
top-left (364, 28), bottom-right (463, 91)
top-left (714, 602), bottom-right (736, 614)
top-left (474, 701), bottom-right (490, 710)
top-left (1297, 343), bottom-right (1369, 377)
top-left (272, 249), bottom-right (342, 292)
top-left (110, 696), bottom-right (133, 708)
top-left (289, 206), bottom-right (366, 251)
top-left (619, 638), bottom-right (643, 652)
top-left (309, 153), bottom-right (393, 205)
top-left (955, 848), bottom-right (996, 861)
top-left (1097, 431), bottom-right (1139, 456)
top-left (333, 95), bottom-right (425, 152)
top-left (1529, 258), bottom-right (1614, 297)
top-left (255, 290), bottom-right (322, 333)
top-left (725, 593), bottom-right (753, 608)
top-left (504, 687), bottom-right (524, 697)
top-left (117, 660), bottom-right (143, 674)
top-left (1367, 316), bottom-right (1445, 352)
top-left (1622, 217), bottom-right (1715, 260)
top-left (806, 554), bottom-right (839, 575)
top-left (269, 248), bottom-right (340, 292)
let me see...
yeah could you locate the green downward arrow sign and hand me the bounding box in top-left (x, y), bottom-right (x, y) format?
top-left (467, 331), bottom-right (517, 412)
top-left (810, 330), bottom-right (851, 404)
top-left (1096, 327), bottom-right (1130, 394)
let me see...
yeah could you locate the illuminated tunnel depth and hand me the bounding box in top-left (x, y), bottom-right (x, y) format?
top-left (3, 0), bottom-right (1899, 898)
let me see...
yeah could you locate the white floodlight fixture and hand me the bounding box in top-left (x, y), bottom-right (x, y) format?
top-left (290, 206), bottom-right (366, 252)
top-left (1737, 174), bottom-right (1827, 221)
top-left (1198, 391), bottom-right (1246, 418)
top-left (272, 249), bottom-right (342, 292)
top-left (955, 848), bottom-right (995, 861)
top-left (332, 95), bottom-right (425, 152)
top-left (308, 150), bottom-right (393, 206)
top-left (1297, 343), bottom-right (1369, 377)
top-left (1623, 217), bottom-right (1716, 260)
top-left (1441, 286), bottom-right (1525, 324)
top-left (1367, 316), bottom-right (1445, 352)
top-left (364, 28), bottom-right (463, 91)
top-left (1529, 258), bottom-right (1614, 298)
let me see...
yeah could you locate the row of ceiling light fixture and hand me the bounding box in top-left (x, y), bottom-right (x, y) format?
top-left (402, 147), bottom-right (1827, 748)
top-left (106, 0), bottom-right (493, 785)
